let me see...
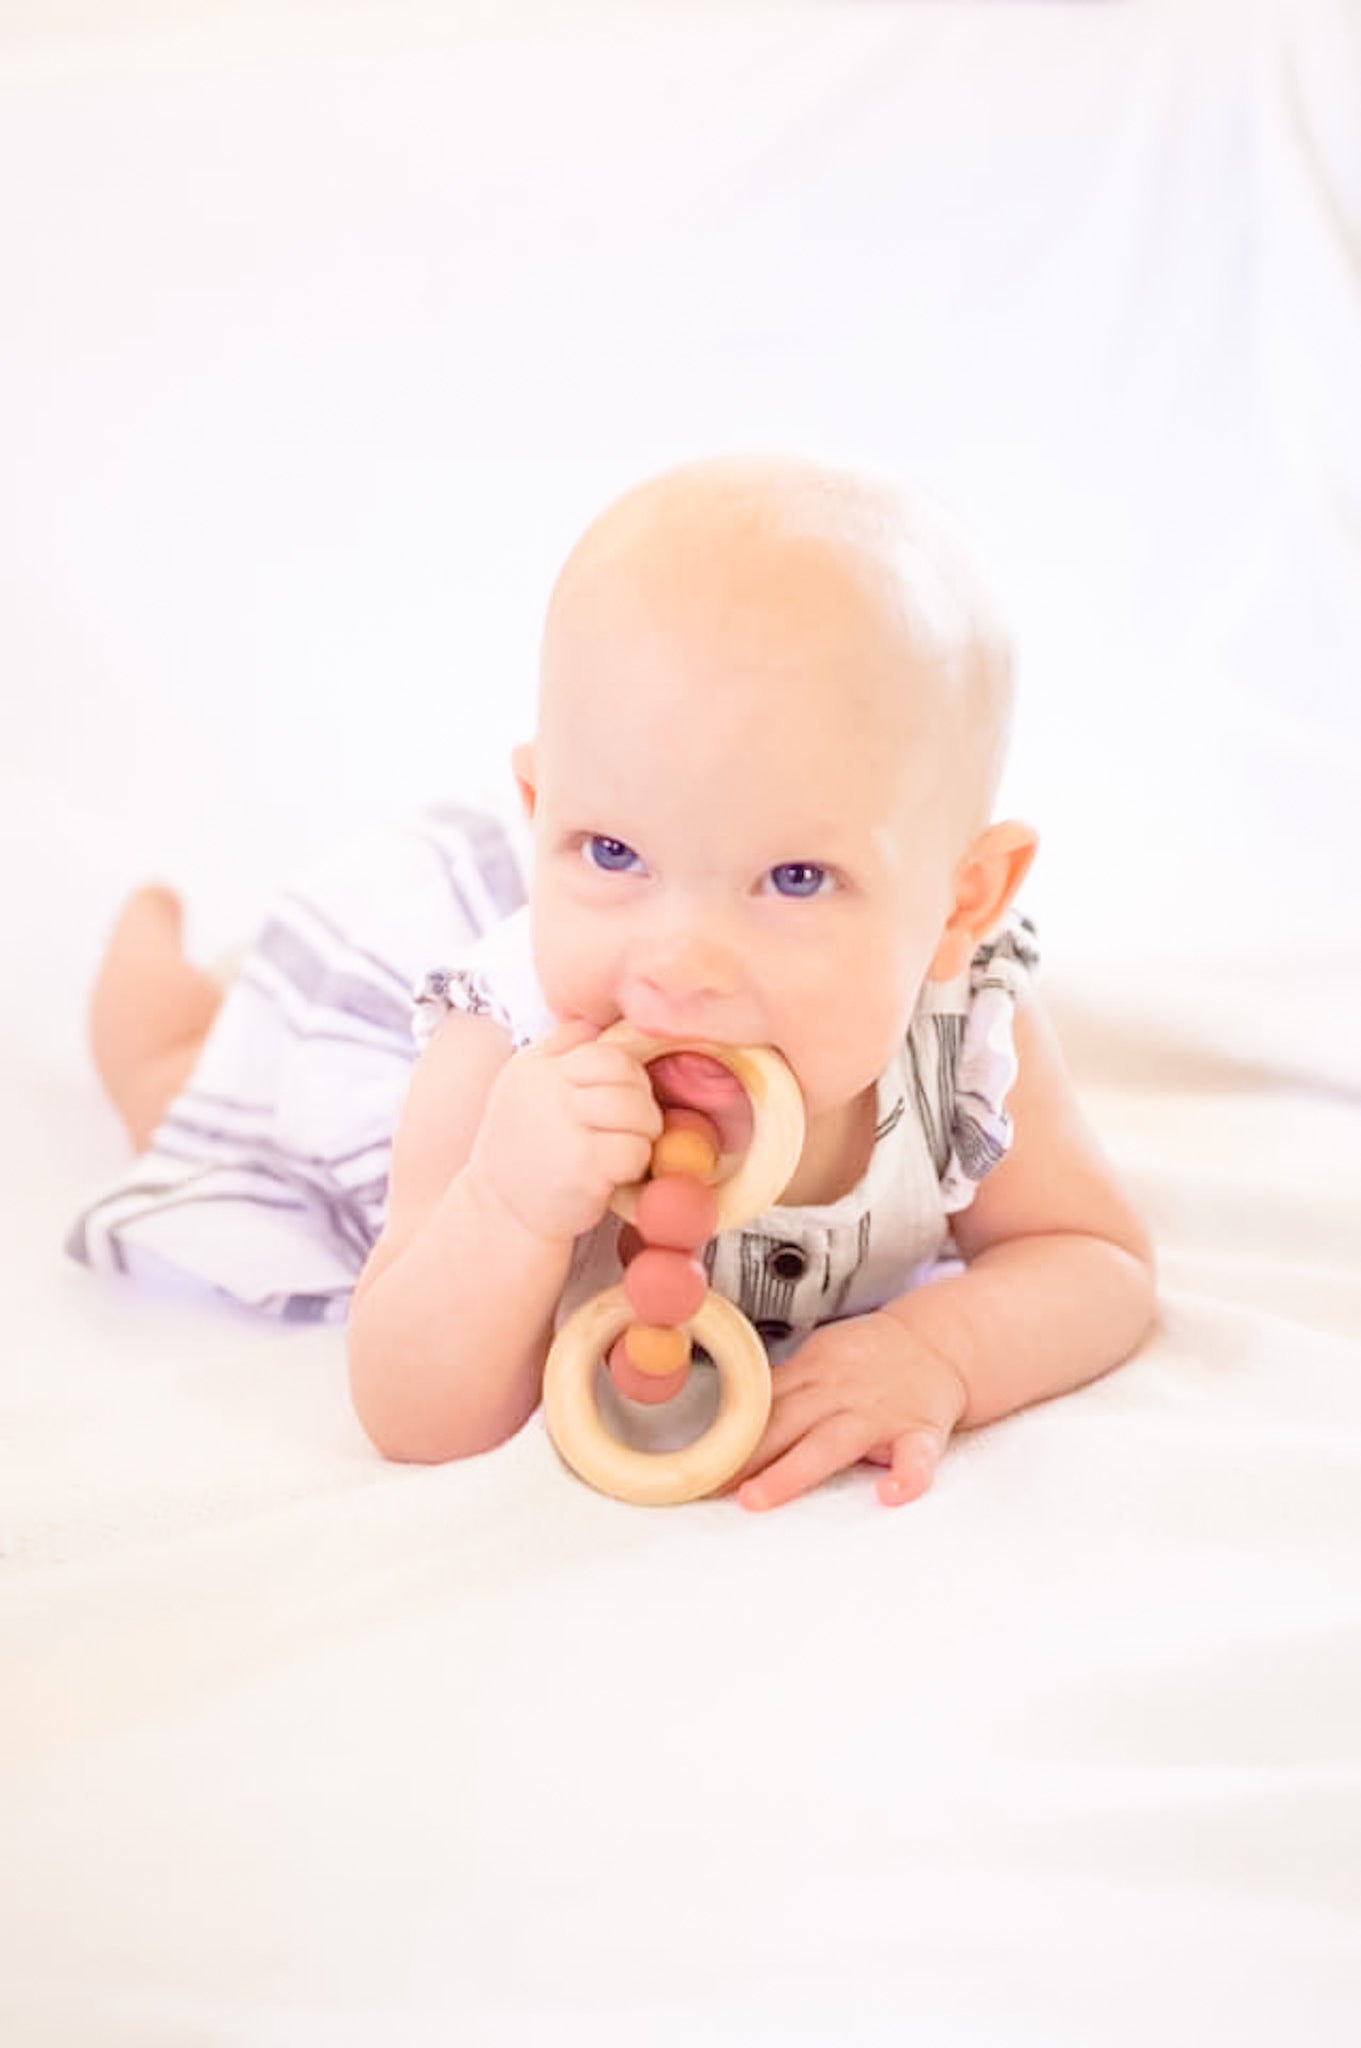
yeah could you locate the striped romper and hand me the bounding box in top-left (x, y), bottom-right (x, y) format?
top-left (69, 807), bottom-right (1037, 1346)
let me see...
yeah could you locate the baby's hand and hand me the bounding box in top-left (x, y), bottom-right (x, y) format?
top-left (729, 1309), bottom-right (968, 1512)
top-left (469, 1019), bottom-right (662, 1245)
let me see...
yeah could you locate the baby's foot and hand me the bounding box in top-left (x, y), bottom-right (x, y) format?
top-left (103, 883), bottom-right (186, 965)
top-left (91, 886), bottom-right (191, 1039)
top-left (89, 886), bottom-right (222, 1149)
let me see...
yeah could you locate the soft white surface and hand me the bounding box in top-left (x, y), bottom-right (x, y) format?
top-left (3, 2), bottom-right (1360, 2041)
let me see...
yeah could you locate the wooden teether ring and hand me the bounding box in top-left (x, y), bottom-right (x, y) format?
top-left (542, 1030), bottom-right (806, 1505)
top-left (543, 1285), bottom-right (775, 1507)
top-left (602, 1025), bottom-right (805, 1234)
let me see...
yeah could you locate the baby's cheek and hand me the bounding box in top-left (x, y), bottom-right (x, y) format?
top-left (782, 1003), bottom-right (906, 1116)
top-left (532, 911), bottom-right (615, 1025)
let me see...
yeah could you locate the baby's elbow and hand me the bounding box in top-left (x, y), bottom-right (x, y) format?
top-left (346, 1324), bottom-right (533, 1468)
top-left (1106, 1218), bottom-right (1159, 1358)
top-left (344, 1320), bottom-right (434, 1465)
top-left (350, 1388), bottom-right (447, 1466)
top-left (1122, 1204), bottom-right (1159, 1297)
top-left (349, 1388), bottom-right (524, 1468)
top-left (347, 1360), bottom-right (430, 1466)
top-left (1079, 1168), bottom-right (1157, 1306)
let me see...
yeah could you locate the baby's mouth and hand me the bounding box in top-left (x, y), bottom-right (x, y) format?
top-left (645, 1051), bottom-right (755, 1156)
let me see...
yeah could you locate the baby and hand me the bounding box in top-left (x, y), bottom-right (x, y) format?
top-left (87, 454), bottom-right (1156, 1510)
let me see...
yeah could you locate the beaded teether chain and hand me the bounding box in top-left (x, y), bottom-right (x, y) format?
top-left (607, 1106), bottom-right (722, 1408)
top-left (542, 1025), bottom-right (806, 1505)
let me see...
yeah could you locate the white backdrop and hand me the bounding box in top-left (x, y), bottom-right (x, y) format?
top-left (3, 5), bottom-right (1360, 2044)
top-left (4, 0), bottom-right (1358, 1079)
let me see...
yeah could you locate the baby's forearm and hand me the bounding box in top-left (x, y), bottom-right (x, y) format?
top-left (885, 1232), bottom-right (1157, 1430)
top-left (347, 1170), bottom-right (574, 1464)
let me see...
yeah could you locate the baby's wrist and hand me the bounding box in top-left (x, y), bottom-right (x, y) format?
top-left (878, 1295), bottom-right (973, 1430)
top-left (455, 1156), bottom-right (583, 1264)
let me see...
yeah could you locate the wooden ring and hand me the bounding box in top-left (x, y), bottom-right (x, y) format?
top-left (600, 1024), bottom-right (806, 1231)
top-left (542, 1285), bottom-right (772, 1506)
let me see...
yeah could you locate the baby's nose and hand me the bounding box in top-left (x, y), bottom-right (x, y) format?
top-left (646, 934), bottom-right (735, 997)
top-left (622, 918), bottom-right (742, 1034)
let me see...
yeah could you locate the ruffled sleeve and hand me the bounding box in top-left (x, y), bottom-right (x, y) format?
top-left (411, 905), bottom-right (554, 1055)
top-left (412, 963), bottom-right (522, 1052)
top-left (910, 913), bottom-right (1039, 1216)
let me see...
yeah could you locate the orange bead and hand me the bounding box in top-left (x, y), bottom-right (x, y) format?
top-left (623, 1323), bottom-right (692, 1378)
top-left (606, 1333), bottom-right (690, 1406)
top-left (651, 1126), bottom-right (719, 1182)
top-left (635, 1174), bottom-right (719, 1251)
top-left (662, 1106), bottom-right (722, 1148)
top-left (623, 1247), bottom-right (707, 1325)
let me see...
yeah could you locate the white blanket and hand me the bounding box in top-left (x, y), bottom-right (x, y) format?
top-left (2, 3), bottom-right (1359, 2041)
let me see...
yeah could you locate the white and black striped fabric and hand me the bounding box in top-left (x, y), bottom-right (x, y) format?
top-left (68, 807), bottom-right (527, 1321)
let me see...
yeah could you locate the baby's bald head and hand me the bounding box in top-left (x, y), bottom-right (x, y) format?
top-left (537, 455), bottom-right (1014, 853)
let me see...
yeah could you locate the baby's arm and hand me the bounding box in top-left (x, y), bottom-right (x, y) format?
top-left (348, 1014), bottom-right (661, 1463)
top-left (887, 980), bottom-right (1156, 1422)
top-left (734, 983), bottom-right (1157, 1510)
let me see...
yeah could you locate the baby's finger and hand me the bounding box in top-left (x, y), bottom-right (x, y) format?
top-left (557, 1037), bottom-right (647, 1081)
top-left (736, 1413), bottom-right (870, 1513)
top-left (588, 1128), bottom-right (658, 1193)
top-left (875, 1427), bottom-right (947, 1508)
top-left (717, 1379), bottom-right (829, 1495)
top-left (573, 1082), bottom-right (666, 1141)
top-left (536, 1016), bottom-right (603, 1056)
top-left (564, 1051), bottom-right (665, 1123)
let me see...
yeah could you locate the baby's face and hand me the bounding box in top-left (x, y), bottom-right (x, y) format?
top-left (521, 508), bottom-right (976, 1127)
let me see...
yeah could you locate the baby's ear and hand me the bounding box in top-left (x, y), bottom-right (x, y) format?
top-left (510, 742), bottom-right (538, 818)
top-left (927, 821), bottom-right (1038, 982)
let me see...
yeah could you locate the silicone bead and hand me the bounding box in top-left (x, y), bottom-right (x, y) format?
top-left (607, 1333), bottom-right (690, 1407)
top-left (543, 1026), bottom-right (807, 1505)
top-left (623, 1323), bottom-right (692, 1379)
top-left (651, 1126), bottom-right (720, 1182)
top-left (623, 1246), bottom-right (707, 1326)
top-left (660, 1106), bottom-right (722, 1146)
top-left (634, 1175), bottom-right (719, 1251)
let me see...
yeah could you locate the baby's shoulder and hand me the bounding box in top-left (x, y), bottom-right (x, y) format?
top-left (901, 910), bottom-right (1039, 1210)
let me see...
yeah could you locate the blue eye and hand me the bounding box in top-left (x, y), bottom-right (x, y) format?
top-left (583, 835), bottom-right (642, 874)
top-left (768, 862), bottom-right (830, 899)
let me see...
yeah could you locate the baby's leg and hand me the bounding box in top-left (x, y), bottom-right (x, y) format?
top-left (90, 887), bottom-right (224, 1152)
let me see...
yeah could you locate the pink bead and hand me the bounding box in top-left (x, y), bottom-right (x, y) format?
top-left (623, 1247), bottom-right (708, 1326)
top-left (634, 1175), bottom-right (719, 1252)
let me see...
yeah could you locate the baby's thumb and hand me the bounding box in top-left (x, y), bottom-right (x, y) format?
top-left (537, 1016), bottom-right (601, 1055)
